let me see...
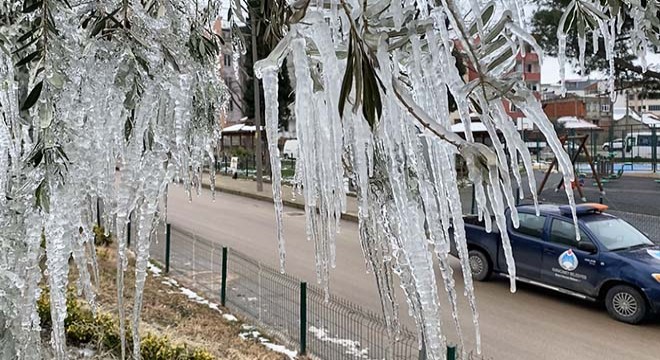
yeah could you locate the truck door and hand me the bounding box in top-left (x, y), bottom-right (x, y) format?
top-left (541, 218), bottom-right (602, 296)
top-left (500, 212), bottom-right (547, 280)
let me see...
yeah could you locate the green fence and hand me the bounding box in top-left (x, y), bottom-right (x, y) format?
top-left (526, 125), bottom-right (658, 174)
top-left (147, 223), bottom-right (466, 360)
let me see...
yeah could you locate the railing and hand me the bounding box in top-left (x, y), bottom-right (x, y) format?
top-left (147, 223), bottom-right (444, 360)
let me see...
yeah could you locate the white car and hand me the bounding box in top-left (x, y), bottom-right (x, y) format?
top-left (602, 138), bottom-right (623, 152)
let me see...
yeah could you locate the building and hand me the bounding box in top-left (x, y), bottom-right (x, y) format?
top-left (614, 89), bottom-right (660, 116)
top-left (540, 80), bottom-right (613, 145)
top-left (214, 20), bottom-right (246, 128)
top-left (465, 47), bottom-right (541, 121)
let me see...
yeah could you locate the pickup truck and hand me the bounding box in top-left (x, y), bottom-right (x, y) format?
top-left (454, 203), bottom-right (660, 324)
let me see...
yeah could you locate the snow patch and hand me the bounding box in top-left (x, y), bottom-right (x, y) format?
top-left (147, 262), bottom-right (162, 276)
top-left (309, 326), bottom-right (369, 358)
top-left (222, 314), bottom-right (238, 322)
top-left (239, 325), bottom-right (297, 359)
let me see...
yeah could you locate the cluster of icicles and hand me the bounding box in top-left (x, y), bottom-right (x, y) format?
top-left (557, 0), bottom-right (660, 99)
top-left (250, 1), bottom-right (600, 359)
top-left (0, 1), bottom-right (224, 359)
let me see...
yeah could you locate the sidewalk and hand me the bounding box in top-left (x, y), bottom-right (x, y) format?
top-left (201, 175), bottom-right (360, 222)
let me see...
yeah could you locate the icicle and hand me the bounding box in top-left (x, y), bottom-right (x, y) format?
top-left (592, 26), bottom-right (600, 55)
top-left (257, 66), bottom-right (287, 272)
top-left (44, 188), bottom-right (75, 360)
top-left (556, 0), bottom-right (575, 96)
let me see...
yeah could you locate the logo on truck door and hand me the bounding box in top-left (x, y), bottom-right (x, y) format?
top-left (559, 249), bottom-right (579, 271)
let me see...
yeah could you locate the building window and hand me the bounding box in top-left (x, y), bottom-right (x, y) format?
top-left (224, 54), bottom-right (232, 67)
top-left (526, 64), bottom-right (533, 73)
top-left (228, 100), bottom-right (234, 112)
top-left (600, 104), bottom-right (610, 112)
top-left (510, 102), bottom-right (518, 112)
top-left (649, 105), bottom-right (660, 111)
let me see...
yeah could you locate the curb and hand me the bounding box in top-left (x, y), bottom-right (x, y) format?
top-left (201, 182), bottom-right (360, 223)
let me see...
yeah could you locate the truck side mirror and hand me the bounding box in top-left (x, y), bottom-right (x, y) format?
top-left (577, 242), bottom-right (597, 253)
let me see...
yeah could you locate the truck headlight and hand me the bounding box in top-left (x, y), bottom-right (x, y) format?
top-left (653, 274), bottom-right (660, 283)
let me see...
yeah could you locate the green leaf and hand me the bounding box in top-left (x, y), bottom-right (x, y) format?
top-left (21, 81), bottom-right (43, 111)
top-left (124, 112), bottom-right (134, 141)
top-left (90, 18), bottom-right (106, 37)
top-left (35, 179), bottom-right (50, 213)
top-left (162, 46), bottom-right (181, 73)
top-left (469, 1), bottom-right (496, 36)
top-left (482, 10), bottom-right (512, 44)
top-left (22, 0), bottom-right (42, 14)
top-left (486, 47), bottom-right (514, 72)
top-left (338, 36), bottom-right (355, 117)
top-left (12, 35), bottom-right (39, 55)
top-left (15, 50), bottom-right (40, 67)
top-left (17, 28), bottom-right (38, 43)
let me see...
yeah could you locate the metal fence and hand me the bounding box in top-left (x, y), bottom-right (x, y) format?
top-left (525, 124), bottom-right (658, 174)
top-left (148, 223), bottom-right (425, 360)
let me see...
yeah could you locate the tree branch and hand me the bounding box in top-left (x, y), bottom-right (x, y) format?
top-left (614, 58), bottom-right (660, 81)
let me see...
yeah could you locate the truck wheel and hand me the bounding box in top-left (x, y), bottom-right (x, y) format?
top-left (468, 249), bottom-right (492, 282)
top-left (605, 285), bottom-right (647, 324)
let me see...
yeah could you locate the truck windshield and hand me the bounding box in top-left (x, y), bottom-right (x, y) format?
top-left (584, 218), bottom-right (654, 251)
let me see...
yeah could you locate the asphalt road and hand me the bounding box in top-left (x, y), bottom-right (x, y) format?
top-left (166, 185), bottom-right (660, 360)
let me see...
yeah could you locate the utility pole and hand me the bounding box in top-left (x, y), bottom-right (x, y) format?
top-left (250, 9), bottom-right (263, 192)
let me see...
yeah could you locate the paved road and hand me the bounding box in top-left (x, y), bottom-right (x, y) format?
top-left (529, 171), bottom-right (660, 216)
top-left (166, 185), bottom-right (660, 360)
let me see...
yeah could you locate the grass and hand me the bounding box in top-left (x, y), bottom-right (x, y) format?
top-left (48, 245), bottom-right (290, 359)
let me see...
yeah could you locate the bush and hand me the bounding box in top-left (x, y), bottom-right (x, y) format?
top-left (38, 288), bottom-right (214, 359)
top-left (93, 225), bottom-right (112, 247)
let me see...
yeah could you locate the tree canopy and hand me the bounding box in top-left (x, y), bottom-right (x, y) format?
top-left (532, 0), bottom-right (660, 92)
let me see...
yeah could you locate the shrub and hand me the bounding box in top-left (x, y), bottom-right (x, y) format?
top-left (93, 225), bottom-right (112, 247)
top-left (38, 287), bottom-right (214, 359)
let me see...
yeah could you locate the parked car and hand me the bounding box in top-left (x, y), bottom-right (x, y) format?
top-left (602, 138), bottom-right (624, 152)
top-left (452, 203), bottom-right (660, 324)
top-left (282, 139), bottom-right (299, 159)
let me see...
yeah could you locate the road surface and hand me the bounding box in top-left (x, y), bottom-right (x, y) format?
top-left (166, 185), bottom-right (660, 360)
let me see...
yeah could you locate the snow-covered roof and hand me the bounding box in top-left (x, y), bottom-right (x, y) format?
top-left (557, 116), bottom-right (601, 130)
top-left (222, 124), bottom-right (263, 133)
top-left (613, 107), bottom-right (660, 127)
top-left (451, 122), bottom-right (488, 133)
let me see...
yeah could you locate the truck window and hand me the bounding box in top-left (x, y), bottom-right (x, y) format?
top-left (549, 219), bottom-right (590, 247)
top-left (515, 213), bottom-right (546, 238)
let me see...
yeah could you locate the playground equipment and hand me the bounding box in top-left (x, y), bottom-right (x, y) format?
top-left (537, 135), bottom-right (605, 202)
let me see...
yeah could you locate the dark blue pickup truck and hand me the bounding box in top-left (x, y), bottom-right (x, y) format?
top-left (456, 203), bottom-right (660, 324)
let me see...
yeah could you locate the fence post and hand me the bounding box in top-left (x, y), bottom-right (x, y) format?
top-left (418, 338), bottom-right (426, 360)
top-left (470, 183), bottom-right (476, 214)
top-left (300, 282), bottom-right (307, 355)
top-left (446, 345), bottom-right (456, 360)
top-left (96, 198), bottom-right (101, 228)
top-left (165, 223), bottom-right (171, 273)
top-left (221, 247), bottom-right (228, 307)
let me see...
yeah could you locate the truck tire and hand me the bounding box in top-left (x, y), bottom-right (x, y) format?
top-left (605, 285), bottom-right (647, 324)
top-left (468, 249), bottom-right (492, 282)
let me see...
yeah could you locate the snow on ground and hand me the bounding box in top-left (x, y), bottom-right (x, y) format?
top-left (147, 262), bottom-right (162, 276)
top-left (222, 314), bottom-right (238, 322)
top-left (309, 326), bottom-right (369, 359)
top-left (147, 262), bottom-right (297, 359)
top-left (239, 325), bottom-right (298, 360)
